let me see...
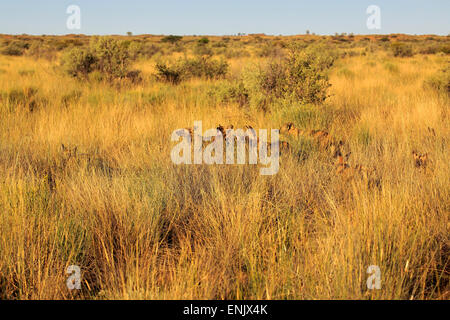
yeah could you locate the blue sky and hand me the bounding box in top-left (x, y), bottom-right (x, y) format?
top-left (0, 0), bottom-right (449, 35)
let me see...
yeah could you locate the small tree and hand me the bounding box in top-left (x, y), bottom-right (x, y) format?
top-left (161, 35), bottom-right (183, 44)
top-left (198, 37), bottom-right (210, 45)
top-left (90, 37), bottom-right (131, 79)
top-left (243, 44), bottom-right (336, 107)
top-left (126, 31), bottom-right (133, 36)
top-left (61, 37), bottom-right (131, 80)
top-left (61, 47), bottom-right (96, 78)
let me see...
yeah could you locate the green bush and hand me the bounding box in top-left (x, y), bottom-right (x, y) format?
top-left (90, 37), bottom-right (131, 79)
top-left (391, 42), bottom-right (413, 57)
top-left (61, 47), bottom-right (97, 78)
top-left (210, 81), bottom-right (250, 107)
top-left (198, 37), bottom-right (210, 45)
top-left (161, 35), bottom-right (183, 44)
top-left (155, 62), bottom-right (183, 84)
top-left (180, 56), bottom-right (228, 79)
top-left (242, 45), bottom-right (336, 107)
top-left (156, 56), bottom-right (228, 84)
top-left (61, 37), bottom-right (132, 80)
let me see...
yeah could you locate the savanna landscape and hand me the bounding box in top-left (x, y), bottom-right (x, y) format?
top-left (0, 32), bottom-right (448, 300)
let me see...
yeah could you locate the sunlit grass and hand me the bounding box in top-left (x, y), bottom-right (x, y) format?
top-left (0, 43), bottom-right (448, 300)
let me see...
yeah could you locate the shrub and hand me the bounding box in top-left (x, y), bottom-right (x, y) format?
top-left (155, 57), bottom-right (229, 84)
top-left (155, 62), bottom-right (183, 84)
top-left (243, 45), bottom-right (336, 107)
top-left (391, 42), bottom-right (413, 57)
top-left (180, 56), bottom-right (228, 79)
top-left (61, 47), bottom-right (97, 78)
top-left (1, 41), bottom-right (29, 56)
top-left (198, 37), bottom-right (210, 45)
top-left (90, 37), bottom-right (131, 79)
top-left (61, 37), bottom-right (132, 80)
top-left (161, 35), bottom-right (183, 44)
top-left (212, 81), bottom-right (249, 107)
top-left (26, 41), bottom-right (57, 60)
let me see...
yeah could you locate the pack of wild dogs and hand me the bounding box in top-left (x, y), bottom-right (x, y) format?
top-left (281, 122), bottom-right (432, 187)
top-left (175, 121), bottom-right (432, 188)
top-left (46, 122), bottom-right (431, 192)
top-left (281, 122), bottom-right (432, 185)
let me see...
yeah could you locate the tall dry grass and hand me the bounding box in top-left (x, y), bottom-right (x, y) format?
top-left (0, 45), bottom-right (448, 299)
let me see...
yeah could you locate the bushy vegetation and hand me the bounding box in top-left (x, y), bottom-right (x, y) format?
top-left (61, 37), bottom-right (132, 80)
top-left (156, 56), bottom-right (228, 84)
top-left (0, 33), bottom-right (448, 300)
top-left (241, 45), bottom-right (336, 109)
top-left (25, 41), bottom-right (57, 60)
top-left (391, 42), bottom-right (414, 57)
top-left (1, 40), bottom-right (29, 56)
top-left (61, 47), bottom-right (97, 78)
top-left (161, 35), bottom-right (183, 44)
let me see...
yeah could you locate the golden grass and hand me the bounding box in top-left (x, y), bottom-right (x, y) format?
top-left (0, 45), bottom-right (448, 300)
